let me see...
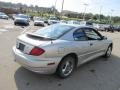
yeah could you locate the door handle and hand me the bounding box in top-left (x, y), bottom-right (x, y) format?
top-left (90, 43), bottom-right (93, 46)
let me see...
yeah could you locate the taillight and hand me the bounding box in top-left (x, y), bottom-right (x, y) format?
top-left (29, 47), bottom-right (45, 56)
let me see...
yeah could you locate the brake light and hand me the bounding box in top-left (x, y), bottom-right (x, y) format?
top-left (29, 47), bottom-right (45, 56)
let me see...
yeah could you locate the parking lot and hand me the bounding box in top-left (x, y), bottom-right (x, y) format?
top-left (1, 19), bottom-right (120, 90)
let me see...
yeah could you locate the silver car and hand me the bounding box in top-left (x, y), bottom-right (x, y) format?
top-left (0, 12), bottom-right (9, 20)
top-left (34, 17), bottom-right (45, 26)
top-left (13, 24), bottom-right (113, 78)
top-left (48, 17), bottom-right (59, 25)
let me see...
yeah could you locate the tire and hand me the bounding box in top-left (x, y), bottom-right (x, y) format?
top-left (57, 56), bottom-right (75, 78)
top-left (26, 23), bottom-right (29, 26)
top-left (14, 22), bottom-right (17, 25)
top-left (104, 45), bottom-right (112, 58)
top-left (42, 24), bottom-right (45, 27)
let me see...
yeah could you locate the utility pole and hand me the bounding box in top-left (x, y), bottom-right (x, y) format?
top-left (54, 0), bottom-right (57, 16)
top-left (61, 0), bottom-right (64, 19)
top-left (83, 3), bottom-right (88, 20)
top-left (99, 6), bottom-right (102, 21)
top-left (110, 9), bottom-right (114, 24)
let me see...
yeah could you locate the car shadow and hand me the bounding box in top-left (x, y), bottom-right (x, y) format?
top-left (14, 54), bottom-right (120, 90)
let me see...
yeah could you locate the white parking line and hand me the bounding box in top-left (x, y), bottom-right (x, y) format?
top-left (4, 25), bottom-right (14, 29)
top-left (0, 29), bottom-right (9, 35)
top-left (0, 29), bottom-right (8, 32)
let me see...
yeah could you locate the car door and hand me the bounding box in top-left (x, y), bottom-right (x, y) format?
top-left (83, 28), bottom-right (107, 58)
top-left (73, 28), bottom-right (94, 65)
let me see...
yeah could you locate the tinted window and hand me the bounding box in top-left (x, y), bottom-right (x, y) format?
top-left (73, 29), bottom-right (87, 41)
top-left (86, 22), bottom-right (93, 25)
top-left (84, 28), bottom-right (101, 40)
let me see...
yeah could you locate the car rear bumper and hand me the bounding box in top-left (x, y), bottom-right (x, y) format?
top-left (14, 21), bottom-right (29, 25)
top-left (34, 22), bottom-right (44, 26)
top-left (48, 22), bottom-right (58, 25)
top-left (0, 17), bottom-right (8, 19)
top-left (12, 46), bottom-right (61, 74)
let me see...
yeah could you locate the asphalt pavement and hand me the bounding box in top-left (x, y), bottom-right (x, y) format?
top-left (0, 19), bottom-right (120, 90)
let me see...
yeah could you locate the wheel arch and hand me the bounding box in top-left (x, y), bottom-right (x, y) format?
top-left (109, 43), bottom-right (113, 50)
top-left (59, 53), bottom-right (78, 68)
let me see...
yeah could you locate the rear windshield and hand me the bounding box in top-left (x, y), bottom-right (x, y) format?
top-left (86, 22), bottom-right (93, 25)
top-left (33, 24), bottom-right (75, 39)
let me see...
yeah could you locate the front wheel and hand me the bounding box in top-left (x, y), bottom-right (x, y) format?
top-left (57, 56), bottom-right (75, 78)
top-left (14, 22), bottom-right (17, 25)
top-left (104, 45), bottom-right (112, 58)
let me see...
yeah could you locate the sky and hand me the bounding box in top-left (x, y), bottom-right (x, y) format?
top-left (0, 0), bottom-right (120, 16)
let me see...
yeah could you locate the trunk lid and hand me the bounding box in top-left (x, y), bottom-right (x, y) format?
top-left (17, 33), bottom-right (52, 46)
top-left (16, 33), bottom-right (53, 54)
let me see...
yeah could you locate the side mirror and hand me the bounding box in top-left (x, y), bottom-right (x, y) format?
top-left (102, 36), bottom-right (107, 40)
top-left (97, 36), bottom-right (107, 40)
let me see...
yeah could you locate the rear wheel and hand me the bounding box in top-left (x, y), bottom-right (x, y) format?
top-left (57, 56), bottom-right (75, 78)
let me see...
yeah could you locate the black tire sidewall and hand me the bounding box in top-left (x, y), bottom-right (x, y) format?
top-left (105, 46), bottom-right (112, 58)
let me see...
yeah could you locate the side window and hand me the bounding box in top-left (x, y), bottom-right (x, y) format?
top-left (73, 29), bottom-right (87, 41)
top-left (84, 28), bottom-right (101, 40)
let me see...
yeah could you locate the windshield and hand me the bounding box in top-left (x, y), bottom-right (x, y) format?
top-left (17, 15), bottom-right (28, 19)
top-left (49, 17), bottom-right (58, 20)
top-left (0, 12), bottom-right (5, 15)
top-left (35, 18), bottom-right (44, 21)
top-left (33, 24), bottom-right (75, 39)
